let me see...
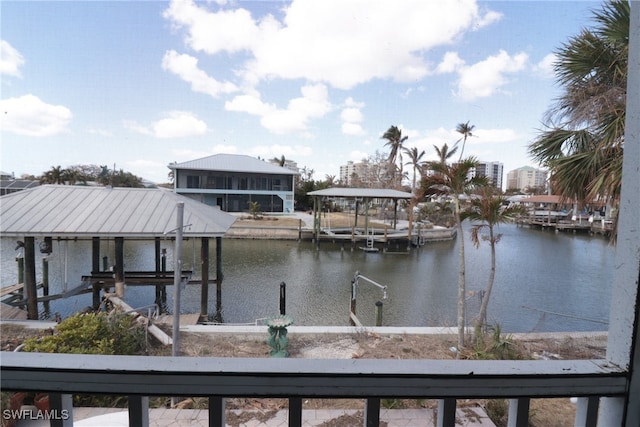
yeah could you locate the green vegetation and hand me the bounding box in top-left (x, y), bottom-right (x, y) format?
top-left (23, 311), bottom-right (146, 355)
top-left (530, 0), bottom-right (628, 239)
top-left (38, 164), bottom-right (144, 187)
top-left (420, 148), bottom-right (487, 353)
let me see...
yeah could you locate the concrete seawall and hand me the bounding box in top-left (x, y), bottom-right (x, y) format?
top-left (225, 225), bottom-right (456, 241)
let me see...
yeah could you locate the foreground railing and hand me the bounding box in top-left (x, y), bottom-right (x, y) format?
top-left (0, 351), bottom-right (627, 427)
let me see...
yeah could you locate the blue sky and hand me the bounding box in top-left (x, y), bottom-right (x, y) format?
top-left (1, 0), bottom-right (599, 186)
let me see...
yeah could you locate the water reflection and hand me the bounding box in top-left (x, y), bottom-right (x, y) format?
top-left (0, 224), bottom-right (614, 332)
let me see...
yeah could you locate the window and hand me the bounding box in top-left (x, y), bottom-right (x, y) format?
top-left (186, 175), bottom-right (200, 189)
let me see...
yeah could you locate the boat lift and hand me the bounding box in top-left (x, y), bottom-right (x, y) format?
top-left (350, 271), bottom-right (388, 327)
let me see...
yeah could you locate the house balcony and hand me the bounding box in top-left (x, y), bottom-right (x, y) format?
top-left (0, 351), bottom-right (631, 426)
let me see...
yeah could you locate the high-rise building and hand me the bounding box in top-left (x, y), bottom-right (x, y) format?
top-left (506, 166), bottom-right (548, 192)
top-left (468, 161), bottom-right (504, 189)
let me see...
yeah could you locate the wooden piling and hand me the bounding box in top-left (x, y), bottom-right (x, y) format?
top-left (279, 282), bottom-right (286, 315)
top-left (16, 257), bottom-right (24, 285)
top-left (215, 236), bottom-right (223, 321)
top-left (114, 237), bottom-right (124, 298)
top-left (375, 301), bottom-right (383, 326)
top-left (24, 237), bottom-right (38, 320)
top-left (200, 237), bottom-right (210, 322)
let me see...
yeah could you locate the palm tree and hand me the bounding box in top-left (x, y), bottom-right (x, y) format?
top-left (434, 143), bottom-right (458, 165)
top-left (419, 151), bottom-right (487, 353)
top-left (403, 147), bottom-right (426, 243)
top-left (273, 155), bottom-right (286, 167)
top-left (40, 166), bottom-right (65, 184)
top-left (456, 121), bottom-right (475, 161)
top-left (403, 147), bottom-right (426, 193)
top-left (529, 0), bottom-right (628, 238)
top-left (382, 125), bottom-right (408, 188)
top-left (462, 187), bottom-right (525, 331)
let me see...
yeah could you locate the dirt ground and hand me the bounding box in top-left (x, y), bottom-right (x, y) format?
top-left (1, 323), bottom-right (608, 427)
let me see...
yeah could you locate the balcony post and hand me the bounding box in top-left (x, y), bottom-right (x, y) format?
top-left (599, 2), bottom-right (640, 426)
top-left (436, 398), bottom-right (456, 427)
top-left (49, 393), bottom-right (73, 427)
top-left (364, 397), bottom-right (380, 427)
top-left (574, 397), bottom-right (598, 427)
top-left (128, 396), bottom-right (149, 427)
top-left (507, 398), bottom-right (529, 427)
top-left (208, 397), bottom-right (225, 427)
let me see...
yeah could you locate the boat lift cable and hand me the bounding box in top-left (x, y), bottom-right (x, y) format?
top-left (521, 305), bottom-right (608, 325)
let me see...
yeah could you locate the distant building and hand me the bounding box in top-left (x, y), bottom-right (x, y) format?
top-left (0, 179), bottom-right (39, 196)
top-left (468, 161), bottom-right (504, 189)
top-left (339, 160), bottom-right (388, 187)
top-left (506, 166), bottom-right (548, 192)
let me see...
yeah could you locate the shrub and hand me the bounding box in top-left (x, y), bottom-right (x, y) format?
top-left (22, 310), bottom-right (146, 355)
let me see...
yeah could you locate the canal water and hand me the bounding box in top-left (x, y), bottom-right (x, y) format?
top-left (0, 224), bottom-right (614, 333)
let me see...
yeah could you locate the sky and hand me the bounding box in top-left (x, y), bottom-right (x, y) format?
top-left (0, 0), bottom-right (600, 187)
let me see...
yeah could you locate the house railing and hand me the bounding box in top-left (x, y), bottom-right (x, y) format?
top-left (0, 351), bottom-right (627, 427)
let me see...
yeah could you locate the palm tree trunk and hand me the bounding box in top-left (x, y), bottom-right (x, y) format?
top-left (455, 196), bottom-right (465, 354)
top-left (477, 226), bottom-right (496, 330)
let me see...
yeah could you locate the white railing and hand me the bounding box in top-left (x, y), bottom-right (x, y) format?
top-left (0, 351), bottom-right (627, 427)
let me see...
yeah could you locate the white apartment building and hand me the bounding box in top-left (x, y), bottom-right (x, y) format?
top-left (468, 161), bottom-right (504, 189)
top-left (506, 166), bottom-right (548, 192)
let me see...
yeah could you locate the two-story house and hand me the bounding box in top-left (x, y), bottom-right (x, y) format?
top-left (169, 154), bottom-right (299, 213)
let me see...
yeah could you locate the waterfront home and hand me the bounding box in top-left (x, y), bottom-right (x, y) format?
top-left (169, 154), bottom-right (299, 213)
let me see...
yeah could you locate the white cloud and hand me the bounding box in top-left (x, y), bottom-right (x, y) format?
top-left (473, 128), bottom-right (522, 144)
top-left (162, 50), bottom-right (237, 97)
top-left (225, 84), bottom-right (331, 134)
top-left (164, 0), bottom-right (502, 90)
top-left (0, 40), bottom-right (24, 77)
top-left (474, 10), bottom-right (503, 29)
top-left (350, 150), bottom-right (369, 161)
top-left (0, 94), bottom-right (72, 136)
top-left (125, 111), bottom-right (208, 138)
top-left (436, 52), bottom-right (465, 74)
top-left (340, 97), bottom-right (365, 136)
top-left (342, 123), bottom-right (365, 136)
top-left (455, 50), bottom-right (528, 101)
top-left (248, 144), bottom-right (313, 159)
top-left (534, 53), bottom-right (557, 78)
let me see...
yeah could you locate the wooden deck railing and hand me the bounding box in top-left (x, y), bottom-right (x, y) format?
top-left (0, 351), bottom-right (627, 427)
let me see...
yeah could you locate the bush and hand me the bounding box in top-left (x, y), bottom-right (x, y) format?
top-left (22, 310), bottom-right (146, 355)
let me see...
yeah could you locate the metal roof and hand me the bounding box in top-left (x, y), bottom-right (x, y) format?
top-left (168, 154), bottom-right (299, 175)
top-left (0, 185), bottom-right (236, 238)
top-left (0, 179), bottom-right (39, 191)
top-left (307, 188), bottom-right (413, 199)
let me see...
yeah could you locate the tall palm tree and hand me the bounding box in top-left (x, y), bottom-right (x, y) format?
top-left (382, 125), bottom-right (408, 188)
top-left (462, 187), bottom-right (525, 331)
top-left (456, 121), bottom-right (475, 161)
top-left (403, 146), bottom-right (426, 193)
top-left (434, 143), bottom-right (458, 165)
top-left (419, 152), bottom-right (486, 353)
top-left (403, 147), bottom-right (426, 243)
top-left (529, 0), bottom-right (628, 237)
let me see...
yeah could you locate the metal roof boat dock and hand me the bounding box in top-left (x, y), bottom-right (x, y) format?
top-left (0, 185), bottom-right (236, 320)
